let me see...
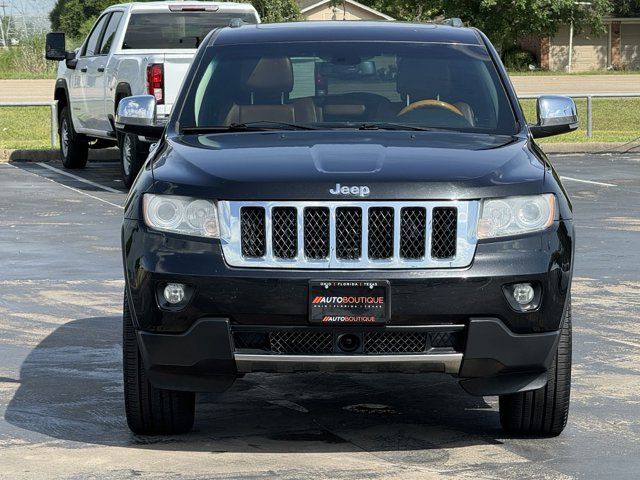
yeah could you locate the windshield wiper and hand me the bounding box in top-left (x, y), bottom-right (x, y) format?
top-left (181, 121), bottom-right (317, 134)
top-left (357, 122), bottom-right (453, 132)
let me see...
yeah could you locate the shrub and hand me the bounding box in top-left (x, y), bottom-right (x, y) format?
top-left (0, 35), bottom-right (57, 79)
top-left (504, 49), bottom-right (537, 72)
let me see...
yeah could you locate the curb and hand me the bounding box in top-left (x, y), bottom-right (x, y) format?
top-left (0, 148), bottom-right (120, 163)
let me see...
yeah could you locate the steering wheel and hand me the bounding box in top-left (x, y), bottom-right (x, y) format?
top-left (397, 99), bottom-right (464, 118)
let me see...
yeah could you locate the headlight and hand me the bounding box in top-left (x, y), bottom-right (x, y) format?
top-left (143, 194), bottom-right (219, 238)
top-left (477, 194), bottom-right (556, 239)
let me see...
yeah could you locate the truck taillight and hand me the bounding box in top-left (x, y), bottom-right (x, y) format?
top-left (147, 63), bottom-right (164, 105)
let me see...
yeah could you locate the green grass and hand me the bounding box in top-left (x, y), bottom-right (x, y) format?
top-left (520, 97), bottom-right (640, 143)
top-left (0, 106), bottom-right (55, 149)
top-left (0, 68), bottom-right (56, 80)
top-left (1, 99), bottom-right (639, 150)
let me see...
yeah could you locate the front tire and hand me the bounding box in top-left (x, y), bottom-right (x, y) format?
top-left (499, 298), bottom-right (572, 437)
top-left (123, 292), bottom-right (195, 435)
top-left (59, 106), bottom-right (88, 169)
top-left (120, 133), bottom-right (148, 188)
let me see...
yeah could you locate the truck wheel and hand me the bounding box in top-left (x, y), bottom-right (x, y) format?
top-left (499, 298), bottom-right (572, 437)
top-left (120, 133), bottom-right (148, 188)
top-left (59, 106), bottom-right (88, 169)
top-left (122, 292), bottom-right (195, 435)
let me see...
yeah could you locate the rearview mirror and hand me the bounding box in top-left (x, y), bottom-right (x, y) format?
top-left (115, 95), bottom-right (164, 140)
top-left (529, 95), bottom-right (578, 139)
top-left (45, 32), bottom-right (67, 61)
top-left (318, 61), bottom-right (377, 79)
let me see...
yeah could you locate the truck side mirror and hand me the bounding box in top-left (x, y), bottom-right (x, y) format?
top-left (45, 32), bottom-right (67, 61)
top-left (115, 95), bottom-right (165, 140)
top-left (529, 95), bottom-right (578, 139)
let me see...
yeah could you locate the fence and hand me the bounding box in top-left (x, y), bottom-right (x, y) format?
top-left (0, 100), bottom-right (58, 148)
top-left (2, 94), bottom-right (640, 148)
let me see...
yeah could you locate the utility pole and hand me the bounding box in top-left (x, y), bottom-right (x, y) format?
top-left (568, 1), bottom-right (593, 72)
top-left (0, 3), bottom-right (8, 48)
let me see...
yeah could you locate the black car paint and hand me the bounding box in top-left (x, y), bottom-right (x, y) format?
top-left (121, 22), bottom-right (574, 397)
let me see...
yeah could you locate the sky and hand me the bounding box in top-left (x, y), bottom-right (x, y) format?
top-left (2, 0), bottom-right (56, 17)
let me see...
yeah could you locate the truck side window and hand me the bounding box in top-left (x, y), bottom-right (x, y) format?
top-left (99, 11), bottom-right (124, 55)
top-left (82, 13), bottom-right (110, 57)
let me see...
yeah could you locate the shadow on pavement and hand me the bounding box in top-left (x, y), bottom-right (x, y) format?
top-left (5, 316), bottom-right (503, 453)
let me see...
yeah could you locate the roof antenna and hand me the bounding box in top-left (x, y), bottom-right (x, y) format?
top-left (229, 18), bottom-right (246, 28)
top-left (440, 18), bottom-right (464, 28)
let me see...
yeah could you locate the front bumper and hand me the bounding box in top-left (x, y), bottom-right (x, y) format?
top-left (124, 218), bottom-right (573, 397)
top-left (138, 316), bottom-right (561, 396)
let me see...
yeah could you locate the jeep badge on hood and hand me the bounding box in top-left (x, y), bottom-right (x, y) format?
top-left (329, 183), bottom-right (371, 197)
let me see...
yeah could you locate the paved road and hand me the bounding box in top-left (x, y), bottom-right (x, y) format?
top-left (511, 74), bottom-right (640, 95)
top-left (0, 80), bottom-right (55, 103)
top-left (0, 155), bottom-right (639, 479)
top-left (1, 75), bottom-right (639, 103)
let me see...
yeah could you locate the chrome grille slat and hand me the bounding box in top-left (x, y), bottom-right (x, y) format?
top-left (368, 207), bottom-right (394, 260)
top-left (336, 207), bottom-right (362, 260)
top-left (432, 207), bottom-right (458, 259)
top-left (400, 207), bottom-right (427, 259)
top-left (304, 207), bottom-right (330, 259)
top-left (240, 207), bottom-right (266, 258)
top-left (221, 201), bottom-right (479, 269)
top-left (272, 207), bottom-right (297, 259)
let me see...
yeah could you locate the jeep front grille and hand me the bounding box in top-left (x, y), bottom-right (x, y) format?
top-left (219, 201), bottom-right (479, 269)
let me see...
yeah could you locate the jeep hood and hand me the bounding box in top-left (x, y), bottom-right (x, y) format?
top-left (152, 131), bottom-right (546, 200)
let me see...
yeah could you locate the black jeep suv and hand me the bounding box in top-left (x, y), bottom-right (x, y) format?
top-left (117, 21), bottom-right (576, 437)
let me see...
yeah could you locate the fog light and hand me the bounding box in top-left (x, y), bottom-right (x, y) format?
top-left (163, 283), bottom-right (185, 304)
top-left (513, 283), bottom-right (535, 305)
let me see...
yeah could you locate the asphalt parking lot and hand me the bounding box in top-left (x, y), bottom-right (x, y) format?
top-left (0, 153), bottom-right (639, 479)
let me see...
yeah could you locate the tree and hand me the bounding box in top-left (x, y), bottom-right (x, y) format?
top-left (361, 0), bottom-right (615, 53)
top-left (360, 1), bottom-right (440, 22)
top-left (612, 0), bottom-right (640, 14)
top-left (439, 0), bottom-right (612, 53)
top-left (251, 0), bottom-right (302, 22)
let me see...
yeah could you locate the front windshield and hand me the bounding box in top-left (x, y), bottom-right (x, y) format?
top-left (179, 41), bottom-right (518, 134)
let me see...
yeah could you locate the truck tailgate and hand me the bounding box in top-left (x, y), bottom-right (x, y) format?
top-left (162, 52), bottom-right (195, 111)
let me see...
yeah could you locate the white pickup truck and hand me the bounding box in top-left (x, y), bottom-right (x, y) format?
top-left (45, 1), bottom-right (260, 186)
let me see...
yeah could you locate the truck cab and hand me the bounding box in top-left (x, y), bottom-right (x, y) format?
top-left (46, 1), bottom-right (260, 186)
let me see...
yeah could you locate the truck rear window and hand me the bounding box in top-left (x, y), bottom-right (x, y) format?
top-left (122, 12), bottom-right (257, 49)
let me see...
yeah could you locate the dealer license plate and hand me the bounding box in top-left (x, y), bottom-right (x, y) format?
top-left (309, 280), bottom-right (390, 324)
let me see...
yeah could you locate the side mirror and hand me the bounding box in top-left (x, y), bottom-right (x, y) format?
top-left (45, 32), bottom-right (67, 61)
top-left (115, 95), bottom-right (165, 140)
top-left (529, 95), bottom-right (578, 139)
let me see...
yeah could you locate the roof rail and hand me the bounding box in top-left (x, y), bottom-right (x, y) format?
top-left (440, 18), bottom-right (464, 28)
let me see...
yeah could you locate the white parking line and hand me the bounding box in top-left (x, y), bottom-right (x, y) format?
top-left (560, 176), bottom-right (617, 187)
top-left (36, 162), bottom-right (122, 194)
top-left (8, 163), bottom-right (123, 209)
